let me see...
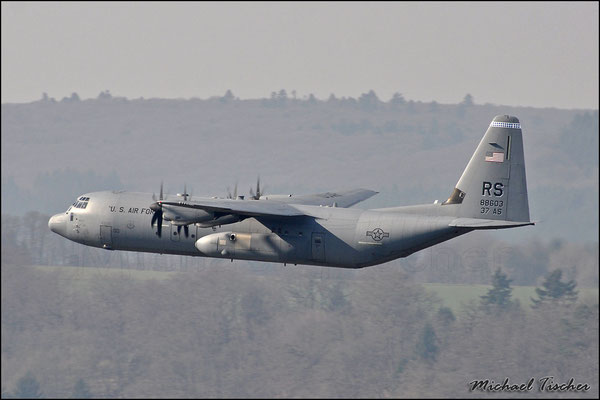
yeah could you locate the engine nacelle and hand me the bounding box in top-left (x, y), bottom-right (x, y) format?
top-left (161, 204), bottom-right (213, 224)
top-left (197, 214), bottom-right (241, 228)
top-left (195, 232), bottom-right (294, 262)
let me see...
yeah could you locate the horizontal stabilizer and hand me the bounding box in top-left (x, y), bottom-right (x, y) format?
top-left (449, 218), bottom-right (534, 230)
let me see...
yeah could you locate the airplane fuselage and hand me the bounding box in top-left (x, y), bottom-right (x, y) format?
top-left (49, 115), bottom-right (533, 268)
top-left (49, 190), bottom-right (468, 268)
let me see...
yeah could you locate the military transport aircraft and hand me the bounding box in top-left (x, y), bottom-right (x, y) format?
top-left (49, 115), bottom-right (533, 268)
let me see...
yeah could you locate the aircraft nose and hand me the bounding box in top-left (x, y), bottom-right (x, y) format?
top-left (48, 213), bottom-right (67, 237)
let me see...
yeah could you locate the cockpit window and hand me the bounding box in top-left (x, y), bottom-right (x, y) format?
top-left (72, 197), bottom-right (91, 209)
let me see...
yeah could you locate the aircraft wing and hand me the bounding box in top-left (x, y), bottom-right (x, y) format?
top-left (156, 189), bottom-right (377, 228)
top-left (273, 188), bottom-right (378, 208)
top-left (159, 198), bottom-right (308, 219)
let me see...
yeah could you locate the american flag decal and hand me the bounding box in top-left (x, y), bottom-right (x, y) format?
top-left (485, 152), bottom-right (505, 163)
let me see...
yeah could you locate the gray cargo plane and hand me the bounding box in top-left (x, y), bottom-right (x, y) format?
top-left (49, 115), bottom-right (533, 268)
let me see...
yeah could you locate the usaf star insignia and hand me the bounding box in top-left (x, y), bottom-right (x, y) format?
top-left (366, 228), bottom-right (389, 241)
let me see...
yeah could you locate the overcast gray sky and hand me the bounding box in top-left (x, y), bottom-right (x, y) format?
top-left (2, 1), bottom-right (598, 109)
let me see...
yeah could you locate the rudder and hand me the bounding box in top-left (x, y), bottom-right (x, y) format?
top-left (444, 115), bottom-right (531, 223)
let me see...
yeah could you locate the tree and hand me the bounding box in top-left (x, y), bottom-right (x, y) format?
top-left (276, 89), bottom-right (288, 107)
top-left (461, 93), bottom-right (474, 106)
top-left (436, 306), bottom-right (455, 326)
top-left (358, 90), bottom-right (380, 111)
top-left (416, 322), bottom-right (438, 363)
top-left (13, 371), bottom-right (42, 399)
top-left (97, 90), bottom-right (112, 100)
top-left (220, 90), bottom-right (235, 103)
top-left (480, 268), bottom-right (514, 310)
top-left (72, 378), bottom-right (92, 398)
top-left (532, 269), bottom-right (578, 307)
top-left (390, 92), bottom-right (406, 105)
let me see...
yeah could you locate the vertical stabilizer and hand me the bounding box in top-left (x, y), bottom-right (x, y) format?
top-left (444, 115), bottom-right (530, 222)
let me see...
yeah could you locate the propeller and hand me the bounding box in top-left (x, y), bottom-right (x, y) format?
top-left (249, 176), bottom-right (266, 200)
top-left (177, 183), bottom-right (190, 201)
top-left (151, 183), bottom-right (193, 238)
top-left (227, 181), bottom-right (238, 199)
top-left (150, 182), bottom-right (164, 237)
top-left (152, 181), bottom-right (167, 202)
top-left (177, 184), bottom-right (191, 237)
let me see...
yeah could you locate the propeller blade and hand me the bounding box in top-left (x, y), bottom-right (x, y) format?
top-left (157, 212), bottom-right (162, 237)
top-left (175, 224), bottom-right (189, 237)
top-left (151, 182), bottom-right (164, 237)
top-left (250, 176), bottom-right (262, 200)
top-left (150, 207), bottom-right (163, 238)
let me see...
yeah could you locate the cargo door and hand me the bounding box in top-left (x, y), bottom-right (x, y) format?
top-left (311, 232), bottom-right (325, 262)
top-left (100, 225), bottom-right (113, 248)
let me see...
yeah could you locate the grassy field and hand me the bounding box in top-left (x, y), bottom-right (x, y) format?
top-left (32, 264), bottom-right (176, 281)
top-left (29, 265), bottom-right (599, 312)
top-left (423, 282), bottom-right (599, 312)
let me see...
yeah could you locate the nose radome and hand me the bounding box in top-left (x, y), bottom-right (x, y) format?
top-left (48, 214), bottom-right (67, 237)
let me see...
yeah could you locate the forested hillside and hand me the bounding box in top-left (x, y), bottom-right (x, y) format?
top-left (2, 259), bottom-right (598, 398)
top-left (2, 92), bottom-right (598, 398)
top-left (2, 91), bottom-right (598, 242)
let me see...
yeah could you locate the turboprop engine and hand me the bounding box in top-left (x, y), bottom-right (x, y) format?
top-left (154, 203), bottom-right (214, 224)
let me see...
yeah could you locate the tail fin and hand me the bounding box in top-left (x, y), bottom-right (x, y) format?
top-left (444, 115), bottom-right (531, 223)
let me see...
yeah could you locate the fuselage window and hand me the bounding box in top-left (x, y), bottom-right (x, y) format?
top-left (70, 213), bottom-right (74, 222)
